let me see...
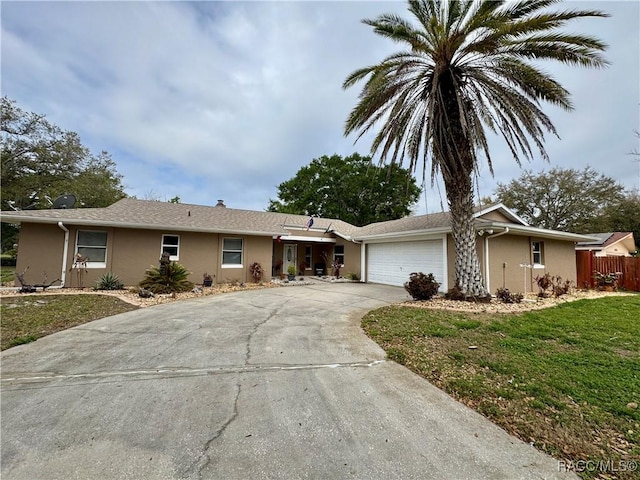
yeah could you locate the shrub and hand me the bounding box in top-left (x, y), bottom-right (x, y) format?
top-left (1, 251), bottom-right (17, 266)
top-left (404, 272), bottom-right (440, 301)
top-left (593, 271), bottom-right (619, 290)
top-left (139, 261), bottom-right (194, 294)
top-left (249, 262), bottom-right (263, 283)
top-left (445, 285), bottom-right (466, 301)
top-left (495, 287), bottom-right (523, 304)
top-left (93, 272), bottom-right (124, 291)
top-left (536, 274), bottom-right (573, 298)
top-left (346, 272), bottom-right (360, 281)
top-left (535, 273), bottom-right (553, 297)
top-left (553, 278), bottom-right (572, 297)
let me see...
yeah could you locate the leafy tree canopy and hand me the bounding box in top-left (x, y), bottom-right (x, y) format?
top-left (1, 96), bottom-right (126, 212)
top-left (493, 167), bottom-right (625, 232)
top-left (591, 192), bottom-right (640, 251)
top-left (1, 97), bottom-right (127, 251)
top-left (267, 153), bottom-right (421, 226)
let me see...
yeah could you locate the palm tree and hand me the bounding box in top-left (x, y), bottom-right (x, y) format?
top-left (343, 0), bottom-right (608, 297)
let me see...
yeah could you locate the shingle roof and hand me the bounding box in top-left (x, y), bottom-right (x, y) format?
top-left (0, 199), bottom-right (593, 242)
top-left (576, 232), bottom-right (633, 248)
top-left (354, 211), bottom-right (451, 238)
top-left (0, 198), bottom-right (360, 238)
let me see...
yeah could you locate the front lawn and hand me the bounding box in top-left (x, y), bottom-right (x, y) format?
top-left (1, 295), bottom-right (139, 350)
top-left (363, 296), bottom-right (640, 479)
top-left (0, 264), bottom-right (15, 285)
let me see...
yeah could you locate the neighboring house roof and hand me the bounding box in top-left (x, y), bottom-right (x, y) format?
top-left (576, 232), bottom-right (636, 252)
top-left (0, 199), bottom-right (596, 243)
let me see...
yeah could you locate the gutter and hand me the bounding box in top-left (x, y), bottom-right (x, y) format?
top-left (57, 221), bottom-right (69, 287)
top-left (482, 227), bottom-right (509, 293)
top-left (354, 227), bottom-right (451, 242)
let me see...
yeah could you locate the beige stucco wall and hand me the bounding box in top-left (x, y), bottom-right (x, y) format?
top-left (14, 223), bottom-right (66, 287)
top-left (215, 234), bottom-right (273, 284)
top-left (447, 233), bottom-right (577, 294)
top-left (15, 224), bottom-right (274, 287)
top-left (478, 211), bottom-right (512, 222)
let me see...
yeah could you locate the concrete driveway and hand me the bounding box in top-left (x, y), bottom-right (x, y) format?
top-left (1, 282), bottom-right (575, 479)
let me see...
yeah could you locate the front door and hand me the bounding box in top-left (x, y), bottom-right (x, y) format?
top-left (283, 244), bottom-right (297, 275)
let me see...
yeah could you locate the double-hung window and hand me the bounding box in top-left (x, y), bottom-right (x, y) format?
top-left (76, 230), bottom-right (107, 268)
top-left (222, 238), bottom-right (243, 267)
top-left (334, 245), bottom-right (345, 266)
top-left (162, 234), bottom-right (180, 260)
top-left (532, 241), bottom-right (544, 267)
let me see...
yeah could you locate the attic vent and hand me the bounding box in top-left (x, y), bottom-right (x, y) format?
top-left (215, 200), bottom-right (226, 208)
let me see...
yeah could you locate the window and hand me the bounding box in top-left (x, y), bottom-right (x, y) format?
top-left (76, 230), bottom-right (107, 267)
top-left (334, 245), bottom-right (345, 265)
top-left (305, 245), bottom-right (312, 270)
top-left (222, 238), bottom-right (243, 267)
top-left (162, 234), bottom-right (180, 260)
top-left (532, 241), bottom-right (544, 266)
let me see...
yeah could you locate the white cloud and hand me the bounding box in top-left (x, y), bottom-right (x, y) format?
top-left (2, 0), bottom-right (638, 213)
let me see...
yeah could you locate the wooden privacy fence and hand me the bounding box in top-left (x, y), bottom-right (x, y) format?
top-left (576, 251), bottom-right (640, 292)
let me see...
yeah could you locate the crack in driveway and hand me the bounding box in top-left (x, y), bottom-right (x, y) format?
top-left (1, 360), bottom-right (386, 386)
top-left (184, 303), bottom-right (282, 479)
top-left (181, 381), bottom-right (242, 480)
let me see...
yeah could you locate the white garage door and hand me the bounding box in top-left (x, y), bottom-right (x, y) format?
top-left (367, 240), bottom-right (445, 288)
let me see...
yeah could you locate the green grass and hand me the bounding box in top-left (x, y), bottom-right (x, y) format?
top-left (363, 296), bottom-right (640, 480)
top-left (0, 265), bottom-right (15, 284)
top-left (1, 295), bottom-right (139, 350)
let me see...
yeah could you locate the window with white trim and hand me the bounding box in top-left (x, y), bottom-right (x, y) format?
top-left (334, 245), bottom-right (345, 265)
top-left (305, 245), bottom-right (312, 270)
top-left (222, 238), bottom-right (243, 267)
top-left (162, 234), bottom-right (180, 260)
top-left (76, 230), bottom-right (107, 268)
top-left (532, 241), bottom-right (544, 266)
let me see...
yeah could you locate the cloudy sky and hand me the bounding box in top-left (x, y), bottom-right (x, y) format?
top-left (2, 1), bottom-right (639, 214)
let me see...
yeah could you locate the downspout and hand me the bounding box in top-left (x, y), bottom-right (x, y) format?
top-left (360, 242), bottom-right (366, 283)
top-left (57, 221), bottom-right (69, 288)
top-left (484, 227), bottom-right (509, 293)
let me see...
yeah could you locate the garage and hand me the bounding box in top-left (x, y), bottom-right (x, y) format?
top-left (366, 240), bottom-right (445, 288)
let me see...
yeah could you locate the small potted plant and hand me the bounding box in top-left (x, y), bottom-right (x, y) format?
top-left (287, 264), bottom-right (296, 281)
top-left (203, 273), bottom-right (213, 287)
top-left (593, 271), bottom-right (618, 291)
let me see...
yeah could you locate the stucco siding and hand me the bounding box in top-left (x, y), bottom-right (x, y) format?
top-left (16, 225), bottom-right (275, 287)
top-left (15, 223), bottom-right (65, 287)
top-left (478, 211), bottom-right (512, 223)
top-left (216, 235), bottom-right (272, 284)
top-left (540, 239), bottom-right (577, 285)
top-left (485, 235), bottom-right (532, 293)
top-left (446, 234), bottom-right (578, 295)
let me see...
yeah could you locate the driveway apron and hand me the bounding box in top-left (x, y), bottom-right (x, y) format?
top-left (1, 283), bottom-right (575, 479)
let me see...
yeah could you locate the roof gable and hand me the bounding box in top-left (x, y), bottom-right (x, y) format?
top-left (576, 232), bottom-right (636, 252)
top-left (474, 203), bottom-right (528, 226)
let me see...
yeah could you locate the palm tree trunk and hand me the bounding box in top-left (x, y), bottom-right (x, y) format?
top-left (436, 71), bottom-right (488, 298)
top-left (443, 164), bottom-right (487, 297)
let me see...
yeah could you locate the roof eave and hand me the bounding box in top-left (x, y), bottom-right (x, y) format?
top-left (355, 227), bottom-right (451, 241)
top-left (474, 203), bottom-right (529, 226)
top-left (2, 216), bottom-right (283, 237)
top-left (482, 222), bottom-right (599, 242)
